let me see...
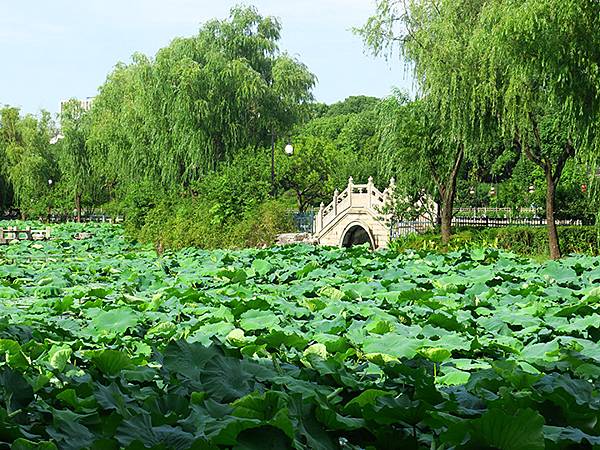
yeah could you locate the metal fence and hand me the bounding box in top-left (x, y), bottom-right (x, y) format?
top-left (292, 211), bottom-right (315, 234)
top-left (391, 216), bottom-right (591, 239)
top-left (452, 216), bottom-right (587, 227)
top-left (0, 212), bottom-right (124, 223)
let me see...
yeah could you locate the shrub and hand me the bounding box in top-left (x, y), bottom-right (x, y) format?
top-left (134, 196), bottom-right (294, 251)
top-left (390, 226), bottom-right (599, 257)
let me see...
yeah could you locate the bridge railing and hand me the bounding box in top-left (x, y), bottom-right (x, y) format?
top-left (314, 177), bottom-right (396, 234)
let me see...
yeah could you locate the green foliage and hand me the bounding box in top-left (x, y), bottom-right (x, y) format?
top-left (360, 0), bottom-right (600, 257)
top-left (0, 107), bottom-right (57, 217)
top-left (276, 135), bottom-right (341, 212)
top-left (59, 100), bottom-right (96, 218)
top-left (136, 196), bottom-right (294, 250)
top-left (0, 223), bottom-right (599, 448)
top-left (322, 95), bottom-right (380, 117)
top-left (391, 226), bottom-right (600, 257)
top-left (196, 148), bottom-right (272, 225)
top-left (88, 6), bottom-right (315, 192)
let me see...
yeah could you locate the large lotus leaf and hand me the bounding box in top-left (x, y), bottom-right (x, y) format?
top-left (45, 344), bottom-right (72, 372)
top-left (534, 373), bottom-right (600, 419)
top-left (46, 411), bottom-right (95, 450)
top-left (519, 339), bottom-right (560, 363)
top-left (251, 259), bottom-right (272, 277)
top-left (0, 369), bottom-right (34, 412)
top-left (89, 308), bottom-right (139, 336)
top-left (362, 334), bottom-right (421, 359)
top-left (543, 426), bottom-right (600, 447)
top-left (189, 321), bottom-right (236, 346)
top-left (11, 439), bottom-right (58, 450)
top-left (239, 309), bottom-right (280, 331)
top-left (116, 413), bottom-right (194, 450)
top-left (256, 329), bottom-right (308, 350)
top-left (437, 367), bottom-right (471, 386)
top-left (0, 339), bottom-right (29, 369)
top-left (474, 408), bottom-right (545, 450)
top-left (91, 349), bottom-right (132, 375)
top-left (286, 395), bottom-right (338, 450)
top-left (443, 408), bottom-right (545, 450)
top-left (162, 341), bottom-right (219, 379)
top-left (200, 356), bottom-right (258, 403)
top-left (418, 347), bottom-right (452, 363)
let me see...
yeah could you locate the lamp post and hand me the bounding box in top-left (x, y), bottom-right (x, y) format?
top-left (271, 137), bottom-right (294, 196)
top-left (47, 179), bottom-right (53, 222)
top-left (469, 187), bottom-right (476, 218)
top-left (528, 184), bottom-right (536, 218)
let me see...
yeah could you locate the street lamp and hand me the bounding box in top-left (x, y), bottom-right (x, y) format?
top-left (47, 179), bottom-right (54, 222)
top-left (469, 187), bottom-right (476, 218)
top-left (284, 143), bottom-right (294, 156)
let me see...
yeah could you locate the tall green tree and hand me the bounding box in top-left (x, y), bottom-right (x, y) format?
top-left (89, 6), bottom-right (315, 196)
top-left (361, 0), bottom-right (600, 257)
top-left (0, 107), bottom-right (56, 218)
top-left (377, 95), bottom-right (469, 239)
top-left (359, 1), bottom-right (484, 243)
top-left (59, 100), bottom-right (93, 222)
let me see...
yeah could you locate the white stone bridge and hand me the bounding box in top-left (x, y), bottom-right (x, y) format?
top-left (313, 177), bottom-right (395, 250)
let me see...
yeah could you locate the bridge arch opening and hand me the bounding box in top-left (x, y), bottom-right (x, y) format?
top-left (341, 224), bottom-right (374, 249)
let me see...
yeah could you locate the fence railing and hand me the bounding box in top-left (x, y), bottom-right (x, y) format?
top-left (454, 207), bottom-right (538, 217)
top-left (0, 213), bottom-right (124, 223)
top-left (292, 211), bottom-right (315, 234)
top-left (391, 216), bottom-right (591, 239)
top-left (452, 216), bottom-right (587, 227)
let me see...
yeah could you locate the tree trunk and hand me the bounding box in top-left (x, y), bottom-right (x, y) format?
top-left (545, 167), bottom-right (561, 259)
top-left (296, 191), bottom-right (306, 213)
top-left (75, 193), bottom-right (82, 223)
top-left (435, 144), bottom-right (464, 244)
top-left (440, 199), bottom-right (453, 244)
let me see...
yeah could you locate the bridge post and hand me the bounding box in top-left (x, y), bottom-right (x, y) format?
top-left (333, 189), bottom-right (339, 216)
top-left (367, 176), bottom-right (374, 208)
top-left (348, 177), bottom-right (354, 207)
top-left (317, 202), bottom-right (324, 232)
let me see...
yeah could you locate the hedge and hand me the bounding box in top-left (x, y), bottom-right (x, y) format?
top-left (390, 225), bottom-right (599, 257)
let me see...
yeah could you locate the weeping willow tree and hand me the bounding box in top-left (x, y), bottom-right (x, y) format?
top-left (360, 1), bottom-right (486, 243)
top-left (89, 6), bottom-right (315, 196)
top-left (60, 100), bottom-right (94, 222)
top-left (361, 0), bottom-right (600, 258)
top-left (377, 95), bottom-right (494, 241)
top-left (0, 107), bottom-right (56, 218)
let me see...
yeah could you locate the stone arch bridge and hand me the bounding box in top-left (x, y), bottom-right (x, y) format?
top-left (313, 177), bottom-right (396, 250)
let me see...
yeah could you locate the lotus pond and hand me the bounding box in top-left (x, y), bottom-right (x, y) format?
top-left (0, 222), bottom-right (599, 449)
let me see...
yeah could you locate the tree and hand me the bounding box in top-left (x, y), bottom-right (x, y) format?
top-left (276, 136), bottom-right (341, 213)
top-left (359, 2), bottom-right (484, 243)
top-left (89, 6), bottom-right (315, 196)
top-left (59, 100), bottom-right (93, 222)
top-left (377, 96), bottom-right (467, 241)
top-left (0, 107), bottom-right (56, 218)
top-left (361, 0), bottom-right (600, 258)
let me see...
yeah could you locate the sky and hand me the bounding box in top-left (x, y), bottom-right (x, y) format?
top-left (0, 0), bottom-right (413, 115)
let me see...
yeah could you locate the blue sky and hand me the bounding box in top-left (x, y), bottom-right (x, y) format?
top-left (1, 0), bottom-right (413, 115)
